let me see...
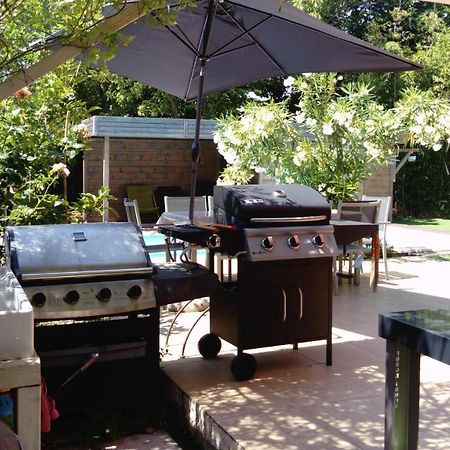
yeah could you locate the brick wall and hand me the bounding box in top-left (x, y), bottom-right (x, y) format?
top-left (84, 137), bottom-right (221, 221)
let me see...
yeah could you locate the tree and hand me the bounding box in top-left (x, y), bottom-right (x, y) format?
top-left (0, 1), bottom-right (192, 226)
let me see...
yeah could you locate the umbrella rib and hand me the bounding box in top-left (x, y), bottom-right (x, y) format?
top-left (169, 24), bottom-right (201, 57)
top-left (212, 4), bottom-right (286, 75)
top-left (208, 15), bottom-right (270, 59)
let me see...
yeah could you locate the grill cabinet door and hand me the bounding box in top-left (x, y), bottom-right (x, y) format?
top-left (239, 259), bottom-right (332, 350)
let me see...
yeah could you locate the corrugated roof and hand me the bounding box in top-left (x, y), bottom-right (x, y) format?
top-left (82, 116), bottom-right (216, 139)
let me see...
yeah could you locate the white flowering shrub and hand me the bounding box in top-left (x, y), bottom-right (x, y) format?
top-left (214, 75), bottom-right (450, 205)
top-left (214, 102), bottom-right (300, 185)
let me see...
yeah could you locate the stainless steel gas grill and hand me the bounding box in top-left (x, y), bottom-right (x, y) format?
top-left (4, 222), bottom-right (160, 371)
top-left (191, 184), bottom-right (338, 380)
top-left (5, 222), bottom-right (156, 320)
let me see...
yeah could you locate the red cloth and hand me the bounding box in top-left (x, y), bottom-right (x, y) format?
top-left (40, 377), bottom-right (59, 433)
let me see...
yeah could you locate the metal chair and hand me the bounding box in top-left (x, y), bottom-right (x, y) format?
top-left (123, 198), bottom-right (142, 228)
top-left (336, 200), bottom-right (381, 287)
top-left (124, 198), bottom-right (175, 261)
top-left (362, 195), bottom-right (392, 280)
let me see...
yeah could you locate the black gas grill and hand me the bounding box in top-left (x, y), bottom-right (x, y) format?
top-left (160, 184), bottom-right (338, 380)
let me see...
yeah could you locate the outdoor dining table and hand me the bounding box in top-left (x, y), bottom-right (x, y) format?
top-left (379, 309), bottom-right (450, 450)
top-left (330, 219), bottom-right (380, 291)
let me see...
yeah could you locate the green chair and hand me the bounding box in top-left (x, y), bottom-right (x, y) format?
top-left (126, 185), bottom-right (159, 223)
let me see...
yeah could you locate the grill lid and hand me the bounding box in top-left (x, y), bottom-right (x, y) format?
top-left (5, 222), bottom-right (153, 281)
top-left (213, 184), bottom-right (330, 228)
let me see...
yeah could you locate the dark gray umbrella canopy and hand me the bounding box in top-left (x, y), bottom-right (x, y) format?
top-left (98, 0), bottom-right (420, 221)
top-left (103, 0), bottom-right (421, 101)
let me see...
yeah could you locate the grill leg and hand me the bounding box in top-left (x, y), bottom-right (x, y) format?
top-left (326, 336), bottom-right (332, 365)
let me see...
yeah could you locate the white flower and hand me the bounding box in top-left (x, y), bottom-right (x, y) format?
top-left (240, 116), bottom-right (253, 131)
top-left (51, 163), bottom-right (70, 177)
top-left (223, 127), bottom-right (241, 145)
top-left (322, 123), bottom-right (334, 135)
top-left (333, 111), bottom-right (347, 126)
top-left (213, 132), bottom-right (220, 144)
top-left (283, 76), bottom-right (295, 87)
top-left (363, 141), bottom-right (379, 157)
top-left (216, 140), bottom-right (226, 153)
top-left (295, 112), bottom-right (306, 124)
top-left (415, 112), bottom-right (427, 125)
top-left (432, 143), bottom-right (442, 152)
top-left (409, 125), bottom-right (422, 135)
top-left (365, 119), bottom-right (375, 131)
top-left (260, 109), bottom-right (274, 123)
top-left (222, 149), bottom-right (238, 164)
top-left (305, 117), bottom-right (317, 127)
top-left (424, 125), bottom-right (435, 134)
top-left (293, 150), bottom-right (306, 166)
top-left (302, 72), bottom-right (312, 77)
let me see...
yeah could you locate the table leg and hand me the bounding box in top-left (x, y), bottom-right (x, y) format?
top-left (370, 232), bottom-right (380, 291)
top-left (384, 340), bottom-right (420, 450)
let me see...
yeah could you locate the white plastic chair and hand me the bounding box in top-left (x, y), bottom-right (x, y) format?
top-left (163, 196), bottom-right (207, 212)
top-left (362, 195), bottom-right (392, 280)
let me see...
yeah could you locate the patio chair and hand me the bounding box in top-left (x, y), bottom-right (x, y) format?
top-left (126, 185), bottom-right (159, 223)
top-left (362, 195), bottom-right (392, 280)
top-left (123, 198), bottom-right (142, 228)
top-left (155, 185), bottom-right (184, 211)
top-left (336, 200), bottom-right (381, 287)
top-left (163, 195), bottom-right (207, 212)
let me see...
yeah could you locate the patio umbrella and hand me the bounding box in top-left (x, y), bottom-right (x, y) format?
top-left (96, 0), bottom-right (420, 222)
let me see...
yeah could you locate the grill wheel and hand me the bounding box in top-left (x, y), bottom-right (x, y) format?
top-left (198, 333), bottom-right (221, 359)
top-left (231, 353), bottom-right (257, 381)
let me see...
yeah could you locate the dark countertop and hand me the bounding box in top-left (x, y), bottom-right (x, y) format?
top-left (379, 309), bottom-right (450, 365)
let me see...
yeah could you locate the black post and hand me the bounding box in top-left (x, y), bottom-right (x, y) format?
top-left (189, 0), bottom-right (217, 223)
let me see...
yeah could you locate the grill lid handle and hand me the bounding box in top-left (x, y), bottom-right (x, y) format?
top-left (249, 215), bottom-right (328, 223)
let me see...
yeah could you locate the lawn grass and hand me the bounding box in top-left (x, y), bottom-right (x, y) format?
top-left (393, 217), bottom-right (450, 232)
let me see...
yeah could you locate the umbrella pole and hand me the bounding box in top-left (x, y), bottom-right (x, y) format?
top-left (189, 0), bottom-right (217, 224)
top-left (188, 60), bottom-right (205, 224)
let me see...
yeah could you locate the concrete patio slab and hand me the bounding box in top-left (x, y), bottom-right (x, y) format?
top-left (160, 255), bottom-right (450, 450)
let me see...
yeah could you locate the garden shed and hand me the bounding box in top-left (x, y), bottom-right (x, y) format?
top-left (82, 115), bottom-right (401, 222)
top-left (82, 116), bottom-right (222, 221)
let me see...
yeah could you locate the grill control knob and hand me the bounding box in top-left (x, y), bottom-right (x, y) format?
top-left (96, 287), bottom-right (112, 302)
top-left (312, 235), bottom-right (325, 248)
top-left (31, 292), bottom-right (46, 307)
top-left (288, 235), bottom-right (300, 249)
top-left (64, 290), bottom-right (80, 305)
top-left (260, 236), bottom-right (274, 251)
top-left (127, 285), bottom-right (142, 300)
